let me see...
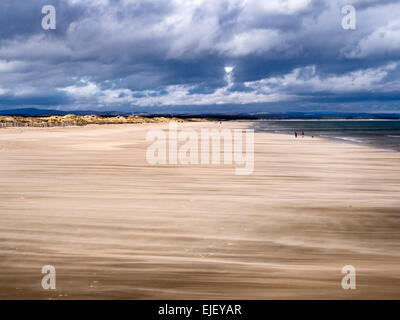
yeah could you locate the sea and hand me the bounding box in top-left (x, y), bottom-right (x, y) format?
top-left (253, 120), bottom-right (400, 152)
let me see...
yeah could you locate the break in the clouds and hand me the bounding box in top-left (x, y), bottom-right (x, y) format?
top-left (0, 0), bottom-right (399, 113)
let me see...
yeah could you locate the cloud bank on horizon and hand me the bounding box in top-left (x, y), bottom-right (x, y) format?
top-left (0, 0), bottom-right (399, 113)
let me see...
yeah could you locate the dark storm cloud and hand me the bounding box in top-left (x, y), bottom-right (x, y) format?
top-left (0, 0), bottom-right (399, 112)
top-left (0, 91), bottom-right (71, 106)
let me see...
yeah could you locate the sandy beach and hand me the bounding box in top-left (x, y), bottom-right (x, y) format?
top-left (0, 121), bottom-right (399, 299)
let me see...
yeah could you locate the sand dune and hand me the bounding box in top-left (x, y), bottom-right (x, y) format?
top-left (0, 114), bottom-right (188, 127)
top-left (0, 122), bottom-right (399, 299)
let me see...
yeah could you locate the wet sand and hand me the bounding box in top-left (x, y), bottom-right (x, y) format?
top-left (0, 121), bottom-right (399, 299)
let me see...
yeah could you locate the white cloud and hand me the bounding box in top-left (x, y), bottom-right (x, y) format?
top-left (0, 60), bottom-right (25, 72)
top-left (247, 63), bottom-right (398, 93)
top-left (60, 82), bottom-right (100, 98)
top-left (245, 0), bottom-right (312, 15)
top-left (0, 35), bottom-right (72, 61)
top-left (68, 0), bottom-right (109, 6)
top-left (0, 87), bottom-right (9, 95)
top-left (346, 20), bottom-right (400, 58)
top-left (217, 29), bottom-right (281, 57)
top-left (127, 84), bottom-right (287, 106)
top-left (58, 76), bottom-right (288, 107)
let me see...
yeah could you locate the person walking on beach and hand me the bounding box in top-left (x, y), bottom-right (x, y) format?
top-left (302, 130), bottom-right (304, 138)
top-left (295, 131), bottom-right (298, 138)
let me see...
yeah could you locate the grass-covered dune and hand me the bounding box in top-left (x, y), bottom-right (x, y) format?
top-left (0, 114), bottom-right (202, 127)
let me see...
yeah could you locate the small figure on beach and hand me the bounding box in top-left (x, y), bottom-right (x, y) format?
top-left (295, 131), bottom-right (298, 138)
top-left (302, 130), bottom-right (304, 138)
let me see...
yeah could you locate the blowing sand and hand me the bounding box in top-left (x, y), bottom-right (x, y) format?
top-left (0, 121), bottom-right (399, 299)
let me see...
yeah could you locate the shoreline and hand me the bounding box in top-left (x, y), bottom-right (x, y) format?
top-left (255, 128), bottom-right (400, 153)
top-left (252, 120), bottom-right (400, 153)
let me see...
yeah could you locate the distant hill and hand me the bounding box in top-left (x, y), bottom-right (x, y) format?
top-left (0, 108), bottom-right (399, 120)
top-left (136, 111), bottom-right (400, 120)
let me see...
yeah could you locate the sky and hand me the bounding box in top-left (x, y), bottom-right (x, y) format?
top-left (0, 0), bottom-right (400, 114)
